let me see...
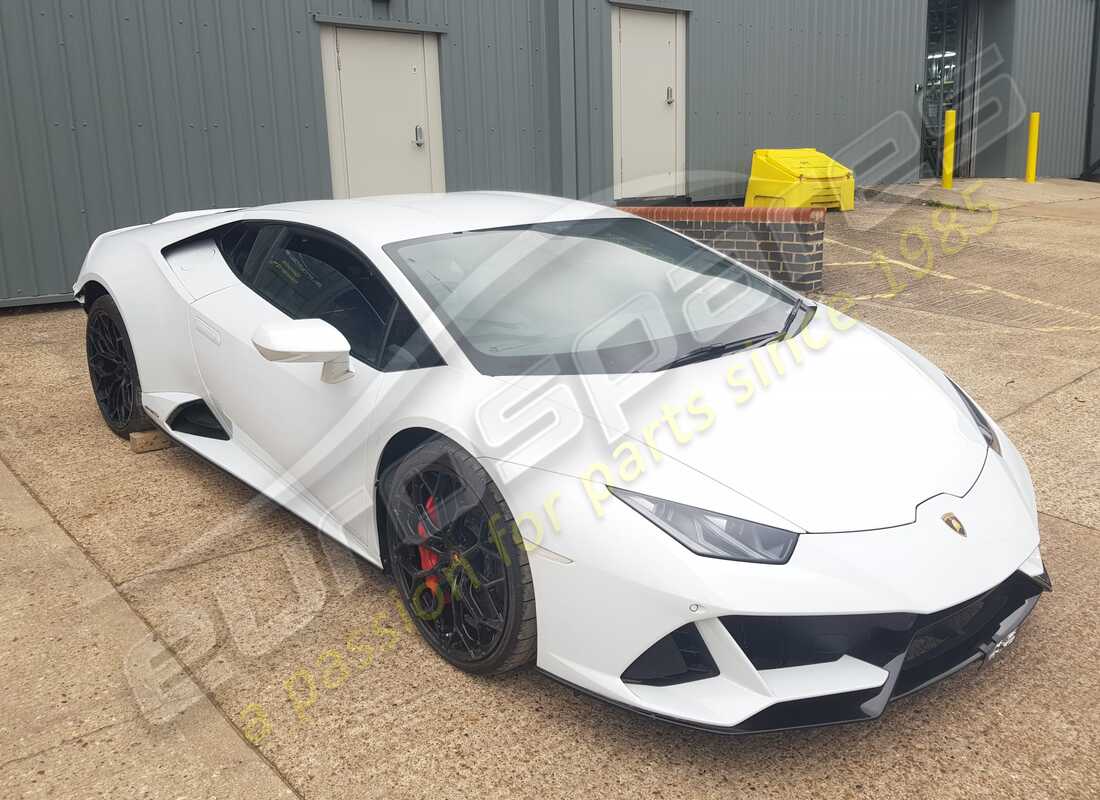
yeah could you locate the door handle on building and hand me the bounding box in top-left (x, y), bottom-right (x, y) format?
top-left (666, 86), bottom-right (674, 105)
top-left (414, 125), bottom-right (425, 147)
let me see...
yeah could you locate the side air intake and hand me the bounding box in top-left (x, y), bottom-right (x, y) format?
top-left (621, 623), bottom-right (719, 686)
top-left (165, 400), bottom-right (230, 440)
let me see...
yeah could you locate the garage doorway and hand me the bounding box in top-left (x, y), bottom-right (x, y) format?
top-left (611, 6), bottom-right (687, 201)
top-left (320, 25), bottom-right (446, 198)
top-left (921, 0), bottom-right (982, 178)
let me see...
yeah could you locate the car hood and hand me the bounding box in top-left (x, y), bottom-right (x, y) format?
top-left (484, 313), bottom-right (989, 533)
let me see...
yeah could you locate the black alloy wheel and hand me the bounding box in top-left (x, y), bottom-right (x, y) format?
top-left (85, 294), bottom-right (153, 437)
top-left (382, 437), bottom-right (536, 674)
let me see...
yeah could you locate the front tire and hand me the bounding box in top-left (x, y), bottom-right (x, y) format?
top-left (85, 294), bottom-right (154, 438)
top-left (381, 437), bottom-right (537, 675)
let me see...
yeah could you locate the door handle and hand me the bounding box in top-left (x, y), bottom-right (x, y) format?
top-left (414, 124), bottom-right (425, 147)
top-left (194, 317), bottom-right (221, 346)
top-left (666, 86), bottom-right (674, 105)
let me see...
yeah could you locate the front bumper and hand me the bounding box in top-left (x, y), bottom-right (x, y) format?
top-left (544, 568), bottom-right (1049, 734)
top-left (723, 567), bottom-right (1048, 733)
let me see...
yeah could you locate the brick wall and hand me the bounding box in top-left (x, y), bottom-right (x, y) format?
top-left (619, 206), bottom-right (826, 293)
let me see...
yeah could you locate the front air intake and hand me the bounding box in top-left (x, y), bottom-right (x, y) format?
top-left (621, 623), bottom-right (719, 686)
top-left (722, 612), bottom-right (916, 671)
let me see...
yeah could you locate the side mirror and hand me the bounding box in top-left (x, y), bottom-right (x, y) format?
top-left (252, 319), bottom-right (355, 384)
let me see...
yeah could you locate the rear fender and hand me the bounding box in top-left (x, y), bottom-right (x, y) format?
top-left (74, 221), bottom-right (229, 398)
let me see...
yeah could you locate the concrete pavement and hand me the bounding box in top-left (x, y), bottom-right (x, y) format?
top-left (0, 454), bottom-right (296, 797)
top-left (864, 176), bottom-right (1100, 214)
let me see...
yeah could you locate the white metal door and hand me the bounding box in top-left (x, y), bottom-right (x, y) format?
top-left (321, 26), bottom-right (446, 197)
top-left (190, 285), bottom-right (376, 485)
top-left (611, 7), bottom-right (686, 200)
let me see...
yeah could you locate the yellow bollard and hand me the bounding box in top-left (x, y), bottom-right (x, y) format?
top-left (942, 109), bottom-right (956, 190)
top-left (1025, 112), bottom-right (1040, 183)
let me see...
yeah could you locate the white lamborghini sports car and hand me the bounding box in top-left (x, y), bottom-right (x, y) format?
top-left (75, 192), bottom-right (1049, 733)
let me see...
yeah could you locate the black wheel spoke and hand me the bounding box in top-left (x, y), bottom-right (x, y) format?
top-left (396, 557), bottom-right (443, 583)
top-left (477, 541), bottom-right (508, 565)
top-left (414, 503), bottom-right (444, 537)
top-left (456, 575), bottom-right (503, 633)
top-left (450, 616), bottom-right (478, 657)
top-left (475, 582), bottom-right (505, 626)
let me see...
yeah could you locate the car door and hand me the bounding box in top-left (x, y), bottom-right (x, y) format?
top-left (190, 222), bottom-right (439, 522)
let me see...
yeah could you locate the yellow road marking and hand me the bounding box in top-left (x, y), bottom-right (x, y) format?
top-left (850, 293), bottom-right (902, 301)
top-left (825, 238), bottom-right (1100, 322)
top-left (1033, 325), bottom-right (1100, 333)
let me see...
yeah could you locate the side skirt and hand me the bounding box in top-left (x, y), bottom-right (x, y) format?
top-left (142, 395), bottom-right (383, 570)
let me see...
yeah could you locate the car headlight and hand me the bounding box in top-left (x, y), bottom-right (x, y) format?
top-left (609, 487), bottom-right (798, 564)
top-left (948, 379), bottom-right (1001, 456)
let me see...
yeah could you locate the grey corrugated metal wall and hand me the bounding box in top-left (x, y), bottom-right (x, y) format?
top-left (1, 0), bottom-right (1096, 306)
top-left (976, 0), bottom-right (1095, 178)
top-left (570, 0), bottom-right (929, 202)
top-left (0, 0), bottom-right (555, 306)
top-left (1092, 5), bottom-right (1100, 173)
top-left (0, 0), bottom-right (335, 307)
top-left (1010, 0), bottom-right (1096, 178)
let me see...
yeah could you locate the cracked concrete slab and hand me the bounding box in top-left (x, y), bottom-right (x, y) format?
top-left (1, 705), bottom-right (296, 800)
top-left (998, 369), bottom-right (1100, 532)
top-left (0, 458), bottom-right (295, 798)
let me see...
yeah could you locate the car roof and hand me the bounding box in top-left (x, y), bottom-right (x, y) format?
top-left (255, 191), bottom-right (631, 248)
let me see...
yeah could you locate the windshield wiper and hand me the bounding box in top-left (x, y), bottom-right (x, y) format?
top-left (777, 298), bottom-right (811, 341)
top-left (653, 300), bottom-right (814, 371)
top-left (654, 332), bottom-right (781, 371)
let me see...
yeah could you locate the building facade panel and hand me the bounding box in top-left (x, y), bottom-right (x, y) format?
top-left (1009, 0), bottom-right (1095, 178)
top-left (0, 0), bottom-right (1097, 306)
top-left (976, 0), bottom-right (1095, 179)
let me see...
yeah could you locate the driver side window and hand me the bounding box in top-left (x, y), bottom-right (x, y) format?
top-left (224, 223), bottom-right (442, 372)
top-left (253, 228), bottom-right (394, 367)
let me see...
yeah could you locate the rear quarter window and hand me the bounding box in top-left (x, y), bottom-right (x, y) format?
top-left (216, 223), bottom-right (261, 279)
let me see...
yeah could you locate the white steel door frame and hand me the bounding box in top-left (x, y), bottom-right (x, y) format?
top-left (611, 6), bottom-right (687, 200)
top-left (319, 24), bottom-right (446, 198)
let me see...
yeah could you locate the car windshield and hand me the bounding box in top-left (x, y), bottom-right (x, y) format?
top-left (383, 217), bottom-right (798, 376)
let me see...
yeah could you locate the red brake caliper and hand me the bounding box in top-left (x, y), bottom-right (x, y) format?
top-left (417, 496), bottom-right (442, 597)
